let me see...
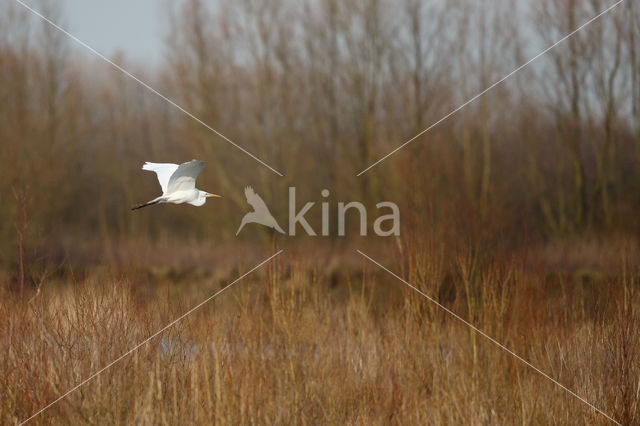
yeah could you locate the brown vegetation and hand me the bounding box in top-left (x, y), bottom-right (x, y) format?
top-left (2, 245), bottom-right (639, 425)
top-left (1, 0), bottom-right (639, 424)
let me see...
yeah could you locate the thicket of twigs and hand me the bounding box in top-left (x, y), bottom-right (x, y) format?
top-left (2, 247), bottom-right (639, 425)
top-left (1, 0), bottom-right (639, 424)
top-left (1, 0), bottom-right (640, 258)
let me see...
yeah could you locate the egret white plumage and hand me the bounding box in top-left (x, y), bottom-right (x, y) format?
top-left (132, 159), bottom-right (220, 210)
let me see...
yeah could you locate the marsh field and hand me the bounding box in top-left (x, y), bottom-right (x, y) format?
top-left (2, 0), bottom-right (640, 424)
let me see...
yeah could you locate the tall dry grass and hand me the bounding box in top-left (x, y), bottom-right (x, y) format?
top-left (2, 245), bottom-right (638, 425)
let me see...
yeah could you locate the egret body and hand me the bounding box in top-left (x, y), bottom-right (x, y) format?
top-left (132, 159), bottom-right (220, 210)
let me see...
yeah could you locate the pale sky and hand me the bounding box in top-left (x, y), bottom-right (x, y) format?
top-left (61, 0), bottom-right (168, 66)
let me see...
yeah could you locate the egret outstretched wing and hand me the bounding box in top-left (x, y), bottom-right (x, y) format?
top-left (167, 160), bottom-right (206, 193)
top-left (142, 162), bottom-right (179, 194)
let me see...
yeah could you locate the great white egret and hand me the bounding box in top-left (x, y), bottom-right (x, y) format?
top-left (236, 186), bottom-right (285, 235)
top-left (132, 159), bottom-right (221, 210)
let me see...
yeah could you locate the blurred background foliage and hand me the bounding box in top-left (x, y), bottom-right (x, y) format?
top-left (0, 0), bottom-right (639, 276)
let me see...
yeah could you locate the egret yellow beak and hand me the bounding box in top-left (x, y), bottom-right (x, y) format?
top-left (206, 193), bottom-right (221, 198)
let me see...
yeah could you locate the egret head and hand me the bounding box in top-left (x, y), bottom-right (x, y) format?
top-left (192, 190), bottom-right (221, 206)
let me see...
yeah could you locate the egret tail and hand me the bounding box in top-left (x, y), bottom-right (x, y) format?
top-left (131, 197), bottom-right (163, 211)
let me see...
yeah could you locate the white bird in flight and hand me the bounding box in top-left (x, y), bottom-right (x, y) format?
top-left (132, 159), bottom-right (221, 210)
top-left (236, 186), bottom-right (285, 235)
